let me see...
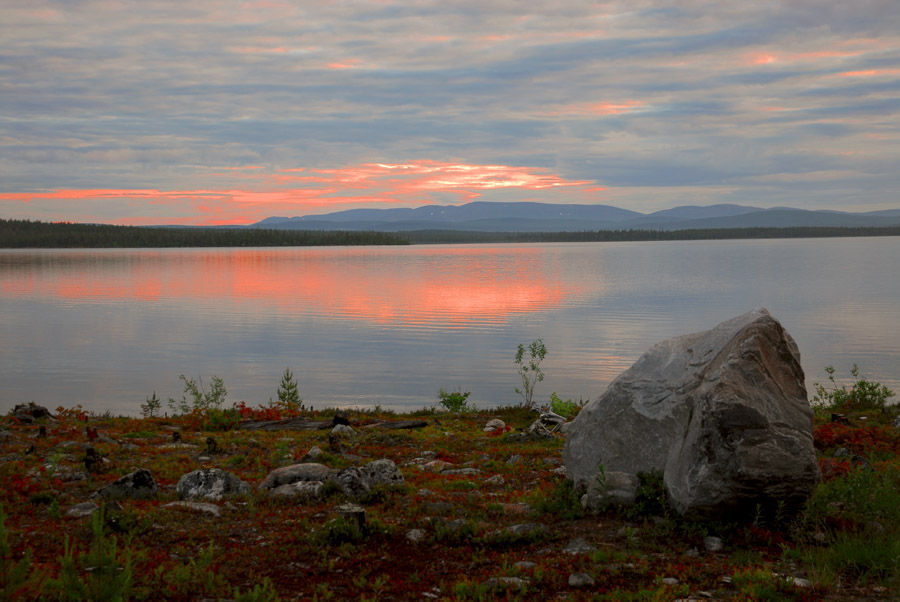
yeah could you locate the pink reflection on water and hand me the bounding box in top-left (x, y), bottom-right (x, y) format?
top-left (1, 247), bottom-right (589, 326)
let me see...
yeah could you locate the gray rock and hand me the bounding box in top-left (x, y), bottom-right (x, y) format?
top-left (95, 468), bottom-right (158, 499)
top-left (485, 474), bottom-right (506, 485)
top-left (662, 577), bottom-right (679, 586)
top-left (484, 418), bottom-right (505, 432)
top-left (406, 528), bottom-right (426, 543)
top-left (359, 458), bottom-right (405, 487)
top-left (258, 462), bottom-right (332, 490)
top-left (66, 501), bottom-right (99, 518)
top-left (480, 577), bottom-right (528, 590)
top-left (514, 561), bottom-right (537, 570)
top-left (303, 446), bottom-right (324, 461)
top-left (422, 460), bottom-right (453, 473)
top-left (331, 424), bottom-right (355, 436)
top-left (177, 468), bottom-right (250, 501)
top-left (270, 481), bottom-right (324, 499)
top-left (563, 309), bottom-right (819, 521)
top-left (563, 538), bottom-right (597, 555)
top-left (442, 468), bottom-right (481, 476)
top-left (704, 536), bottom-right (724, 552)
top-left (581, 471), bottom-right (640, 512)
top-left (568, 573), bottom-right (595, 587)
top-left (329, 467), bottom-right (371, 498)
top-left (163, 501), bottom-right (221, 517)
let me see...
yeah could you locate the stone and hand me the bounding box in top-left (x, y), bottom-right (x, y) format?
top-left (568, 573), bottom-right (595, 587)
top-left (662, 577), bottom-right (679, 586)
top-left (422, 460), bottom-right (453, 473)
top-left (442, 468), bottom-right (481, 476)
top-left (563, 309), bottom-right (820, 521)
top-left (480, 577), bottom-right (528, 590)
top-left (563, 538), bottom-right (597, 555)
top-left (581, 471), bottom-right (640, 513)
top-left (66, 501), bottom-right (99, 518)
top-left (485, 474), bottom-right (506, 485)
top-left (303, 446), bottom-right (324, 461)
top-left (329, 467), bottom-right (371, 498)
top-left (331, 424), bottom-right (355, 436)
top-left (258, 462), bottom-right (332, 490)
top-left (10, 403), bottom-right (54, 423)
top-left (483, 418), bottom-right (505, 432)
top-left (270, 481), bottom-right (324, 500)
top-left (704, 536), bottom-right (724, 552)
top-left (95, 468), bottom-right (159, 499)
top-left (177, 468), bottom-right (250, 501)
top-left (406, 528), bottom-right (426, 543)
top-left (359, 458), bottom-right (405, 487)
top-left (163, 501), bottom-right (221, 517)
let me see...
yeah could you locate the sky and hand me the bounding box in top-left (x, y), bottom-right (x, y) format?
top-left (1, 1), bottom-right (899, 226)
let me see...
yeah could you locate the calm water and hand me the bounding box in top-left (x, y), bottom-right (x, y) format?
top-left (2, 239), bottom-right (899, 416)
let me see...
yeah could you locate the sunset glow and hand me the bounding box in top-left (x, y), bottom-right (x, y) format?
top-left (1, 1), bottom-right (899, 223)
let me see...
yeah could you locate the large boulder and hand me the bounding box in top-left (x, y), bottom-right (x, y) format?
top-left (177, 468), bottom-right (250, 500)
top-left (562, 309), bottom-right (819, 520)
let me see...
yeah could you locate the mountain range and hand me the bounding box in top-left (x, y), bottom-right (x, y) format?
top-left (251, 202), bottom-right (900, 233)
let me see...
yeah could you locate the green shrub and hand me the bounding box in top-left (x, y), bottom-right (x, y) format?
top-left (548, 392), bottom-right (583, 418)
top-left (1, 504), bottom-right (48, 600)
top-left (812, 365), bottom-right (894, 412)
top-left (437, 387), bottom-right (472, 413)
top-left (532, 479), bottom-right (584, 521)
top-left (168, 374), bottom-right (228, 415)
top-left (47, 508), bottom-right (133, 602)
top-left (514, 339), bottom-right (547, 409)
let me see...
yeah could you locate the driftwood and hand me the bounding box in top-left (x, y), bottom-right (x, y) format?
top-left (239, 418), bottom-right (428, 432)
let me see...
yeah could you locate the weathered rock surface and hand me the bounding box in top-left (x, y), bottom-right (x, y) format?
top-left (563, 308), bottom-right (819, 520)
top-left (270, 481), bottom-right (324, 499)
top-left (177, 468), bottom-right (250, 500)
top-left (581, 471), bottom-right (640, 513)
top-left (163, 501), bottom-right (222, 517)
top-left (258, 462), bottom-right (332, 490)
top-left (10, 403), bottom-right (54, 423)
top-left (359, 458), bottom-right (405, 487)
top-left (95, 468), bottom-right (159, 499)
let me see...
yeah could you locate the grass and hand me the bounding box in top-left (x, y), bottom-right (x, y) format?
top-left (1, 396), bottom-right (899, 601)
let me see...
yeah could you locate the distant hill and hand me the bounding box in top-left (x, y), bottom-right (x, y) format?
top-left (251, 202), bottom-right (900, 232)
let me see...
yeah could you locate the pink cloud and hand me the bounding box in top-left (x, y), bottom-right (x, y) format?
top-left (2, 161), bottom-right (599, 226)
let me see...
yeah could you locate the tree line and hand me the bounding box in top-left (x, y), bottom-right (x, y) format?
top-left (402, 226), bottom-right (900, 244)
top-left (0, 219), bottom-right (409, 248)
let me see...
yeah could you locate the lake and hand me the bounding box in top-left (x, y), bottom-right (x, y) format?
top-left (2, 238), bottom-right (898, 417)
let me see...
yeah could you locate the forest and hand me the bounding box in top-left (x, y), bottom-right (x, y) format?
top-left (0, 219), bottom-right (409, 248)
top-left (2, 218), bottom-right (899, 248)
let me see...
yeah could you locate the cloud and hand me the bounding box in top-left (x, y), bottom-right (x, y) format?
top-left (1, 0), bottom-right (899, 222)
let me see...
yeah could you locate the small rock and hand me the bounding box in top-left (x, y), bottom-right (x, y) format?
top-left (258, 463), bottom-right (332, 490)
top-left (442, 468), bottom-right (481, 476)
top-left (269, 481), bottom-right (324, 500)
top-left (329, 467), bottom-right (370, 498)
top-left (514, 561), bottom-right (536, 570)
top-left (422, 460), bottom-right (453, 473)
top-left (359, 458), bottom-right (405, 486)
top-left (480, 577), bottom-right (528, 590)
top-left (66, 501), bottom-right (99, 518)
top-left (506, 454), bottom-right (523, 465)
top-left (791, 577), bottom-right (811, 588)
top-left (163, 501), bottom-right (221, 518)
top-left (484, 418), bottom-right (505, 432)
top-left (662, 577), bottom-right (679, 586)
top-left (406, 528), bottom-right (426, 543)
top-left (331, 424), bottom-right (355, 436)
top-left (703, 536), bottom-right (724, 552)
top-left (303, 446), bottom-right (323, 461)
top-left (568, 573), bottom-right (595, 587)
top-left (563, 538), bottom-right (597, 555)
top-left (485, 475), bottom-right (505, 485)
top-left (177, 468), bottom-right (250, 501)
top-left (95, 468), bottom-right (158, 499)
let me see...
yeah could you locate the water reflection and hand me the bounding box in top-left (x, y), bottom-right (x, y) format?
top-left (0, 247), bottom-right (587, 327)
top-left (2, 239), bottom-right (899, 416)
